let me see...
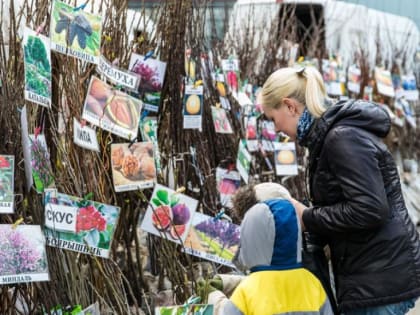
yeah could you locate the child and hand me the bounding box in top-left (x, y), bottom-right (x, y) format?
top-left (206, 182), bottom-right (333, 315)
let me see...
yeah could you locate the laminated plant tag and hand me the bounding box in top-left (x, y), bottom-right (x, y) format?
top-left (215, 167), bottom-right (241, 209)
top-left (82, 76), bottom-right (142, 140)
top-left (274, 142), bottom-right (298, 176)
top-left (183, 212), bottom-right (240, 267)
top-left (156, 304), bottom-right (214, 315)
top-left (400, 74), bottom-right (419, 101)
top-left (97, 55), bottom-right (140, 90)
top-left (110, 142), bottom-right (156, 192)
top-left (0, 156), bottom-right (15, 213)
top-left (245, 116), bottom-right (258, 152)
top-left (50, 0), bottom-right (102, 64)
top-left (140, 184), bottom-right (198, 244)
top-left (347, 65), bottom-right (361, 94)
top-left (142, 92), bottom-right (162, 112)
top-left (375, 67), bottom-right (395, 97)
top-left (23, 27), bottom-right (52, 108)
top-left (20, 106), bottom-right (33, 192)
top-left (0, 225), bottom-right (49, 284)
top-left (260, 120), bottom-right (278, 151)
top-left (139, 117), bottom-right (161, 173)
top-left (129, 53), bottom-right (167, 93)
top-left (221, 58), bottom-right (240, 95)
top-left (211, 106), bottom-right (233, 134)
top-left (236, 140), bottom-right (251, 184)
top-left (82, 301), bottom-right (100, 315)
top-left (219, 96), bottom-right (231, 110)
top-left (29, 134), bottom-right (55, 193)
top-left (73, 118), bottom-right (100, 152)
top-left (183, 85), bottom-right (203, 130)
top-left (43, 191), bottom-right (120, 258)
top-left (322, 59), bottom-right (343, 96)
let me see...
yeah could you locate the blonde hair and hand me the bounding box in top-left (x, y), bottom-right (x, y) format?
top-left (261, 67), bottom-right (327, 118)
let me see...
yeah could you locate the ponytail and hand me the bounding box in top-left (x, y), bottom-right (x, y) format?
top-left (261, 67), bottom-right (327, 118)
top-left (301, 67), bottom-right (327, 118)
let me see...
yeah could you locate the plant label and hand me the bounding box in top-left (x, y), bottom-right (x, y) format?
top-left (97, 56), bottom-right (140, 90)
top-left (0, 225), bottom-right (49, 284)
top-left (44, 191), bottom-right (120, 258)
top-left (183, 212), bottom-right (240, 267)
top-left (23, 27), bottom-right (52, 108)
top-left (0, 155), bottom-right (15, 213)
top-left (82, 76), bottom-right (142, 140)
top-left (73, 118), bottom-right (100, 152)
top-left (50, 0), bottom-right (102, 64)
top-left (45, 203), bottom-right (78, 232)
top-left (20, 106), bottom-right (33, 192)
top-left (274, 142), bottom-right (298, 176)
top-left (183, 85), bottom-right (203, 130)
top-left (236, 140), bottom-right (251, 183)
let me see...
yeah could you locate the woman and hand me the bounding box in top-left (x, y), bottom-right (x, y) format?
top-left (261, 66), bottom-right (420, 315)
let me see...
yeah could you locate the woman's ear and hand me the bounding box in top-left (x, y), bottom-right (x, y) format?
top-left (283, 98), bottom-right (299, 116)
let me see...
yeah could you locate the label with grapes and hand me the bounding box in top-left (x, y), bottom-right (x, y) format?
top-left (43, 190), bottom-right (120, 258)
top-left (50, 0), bottom-right (102, 64)
top-left (0, 156), bottom-right (15, 213)
top-left (128, 53), bottom-right (167, 93)
top-left (140, 184), bottom-right (198, 244)
top-left (183, 212), bottom-right (240, 267)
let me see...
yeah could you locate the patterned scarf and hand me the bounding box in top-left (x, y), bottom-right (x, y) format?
top-left (297, 107), bottom-right (314, 141)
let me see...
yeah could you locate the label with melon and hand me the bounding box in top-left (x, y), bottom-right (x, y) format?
top-left (82, 76), bottom-right (142, 140)
top-left (183, 85), bottom-right (203, 130)
top-left (274, 142), bottom-right (298, 176)
top-left (140, 184), bottom-right (198, 243)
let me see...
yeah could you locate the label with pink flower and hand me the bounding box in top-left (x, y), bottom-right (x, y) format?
top-left (0, 225), bottom-right (49, 284)
top-left (0, 155), bottom-right (15, 213)
top-left (140, 184), bottom-right (198, 244)
top-left (128, 53), bottom-right (167, 93)
top-left (43, 189), bottom-right (120, 258)
top-left (211, 106), bottom-right (233, 134)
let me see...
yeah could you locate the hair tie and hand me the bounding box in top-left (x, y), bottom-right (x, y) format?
top-left (297, 67), bottom-right (306, 77)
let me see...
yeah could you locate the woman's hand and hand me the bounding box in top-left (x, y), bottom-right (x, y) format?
top-left (289, 197), bottom-right (307, 231)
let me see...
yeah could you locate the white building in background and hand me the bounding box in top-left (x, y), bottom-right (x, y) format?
top-left (227, 0), bottom-right (419, 72)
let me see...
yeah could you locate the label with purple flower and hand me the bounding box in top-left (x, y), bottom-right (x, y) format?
top-left (140, 184), bottom-right (198, 244)
top-left (0, 156), bottom-right (15, 213)
top-left (44, 190), bottom-right (120, 258)
top-left (0, 225), bottom-right (49, 284)
top-left (129, 53), bottom-right (167, 93)
top-left (183, 212), bottom-right (240, 267)
top-left (29, 134), bottom-right (55, 193)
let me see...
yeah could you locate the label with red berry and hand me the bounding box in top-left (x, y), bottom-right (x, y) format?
top-left (43, 190), bottom-right (120, 258)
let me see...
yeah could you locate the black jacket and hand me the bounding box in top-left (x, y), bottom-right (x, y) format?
top-left (301, 100), bottom-right (420, 311)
